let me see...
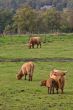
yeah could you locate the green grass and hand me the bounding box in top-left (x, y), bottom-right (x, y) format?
top-left (0, 34), bottom-right (73, 110)
top-left (0, 62), bottom-right (73, 110)
top-left (0, 34), bottom-right (73, 59)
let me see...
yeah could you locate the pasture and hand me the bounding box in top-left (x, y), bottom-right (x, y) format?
top-left (0, 34), bottom-right (73, 110)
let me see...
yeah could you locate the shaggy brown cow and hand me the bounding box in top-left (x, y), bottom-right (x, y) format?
top-left (50, 69), bottom-right (66, 93)
top-left (16, 61), bottom-right (34, 81)
top-left (41, 78), bottom-right (59, 94)
top-left (28, 37), bottom-right (41, 48)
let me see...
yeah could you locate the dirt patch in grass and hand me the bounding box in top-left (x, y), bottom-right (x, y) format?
top-left (0, 58), bottom-right (73, 62)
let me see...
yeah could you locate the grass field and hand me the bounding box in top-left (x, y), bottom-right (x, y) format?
top-left (0, 34), bottom-right (73, 110)
top-left (0, 34), bottom-right (73, 59)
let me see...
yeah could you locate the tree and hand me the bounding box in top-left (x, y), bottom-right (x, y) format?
top-left (13, 6), bottom-right (36, 34)
top-left (67, 0), bottom-right (73, 9)
top-left (42, 8), bottom-right (61, 32)
top-left (60, 9), bottom-right (73, 32)
top-left (60, 12), bottom-right (69, 32)
top-left (66, 9), bottom-right (73, 32)
top-left (0, 8), bottom-right (14, 33)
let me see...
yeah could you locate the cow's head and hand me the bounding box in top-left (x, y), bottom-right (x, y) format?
top-left (41, 80), bottom-right (47, 86)
top-left (52, 69), bottom-right (67, 76)
top-left (16, 72), bottom-right (24, 80)
top-left (28, 43), bottom-right (32, 49)
top-left (16, 74), bottom-right (23, 80)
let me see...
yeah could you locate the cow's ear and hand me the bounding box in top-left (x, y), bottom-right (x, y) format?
top-left (62, 73), bottom-right (66, 76)
top-left (63, 71), bottom-right (67, 75)
top-left (63, 73), bottom-right (66, 76)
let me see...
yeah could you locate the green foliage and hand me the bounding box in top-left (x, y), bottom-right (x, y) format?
top-left (13, 6), bottom-right (36, 33)
top-left (42, 8), bottom-right (61, 32)
top-left (0, 6), bottom-right (73, 34)
top-left (13, 7), bottom-right (73, 33)
top-left (0, 8), bottom-right (14, 33)
top-left (60, 9), bottom-right (73, 32)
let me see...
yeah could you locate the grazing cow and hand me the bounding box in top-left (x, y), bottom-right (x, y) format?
top-left (28, 37), bottom-right (41, 48)
top-left (41, 78), bottom-right (59, 94)
top-left (16, 61), bottom-right (34, 81)
top-left (50, 69), bottom-right (66, 93)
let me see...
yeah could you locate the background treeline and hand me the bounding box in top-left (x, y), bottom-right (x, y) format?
top-left (0, 6), bottom-right (73, 34)
top-left (0, 0), bottom-right (73, 34)
top-left (0, 0), bottom-right (73, 10)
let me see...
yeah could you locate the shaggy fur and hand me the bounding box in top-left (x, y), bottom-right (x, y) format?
top-left (16, 61), bottom-right (34, 81)
top-left (41, 78), bottom-right (59, 94)
top-left (28, 37), bottom-right (41, 48)
top-left (50, 69), bottom-right (66, 93)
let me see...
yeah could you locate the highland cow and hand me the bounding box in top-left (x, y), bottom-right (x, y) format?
top-left (28, 37), bottom-right (41, 48)
top-left (16, 61), bottom-right (34, 81)
top-left (50, 69), bottom-right (66, 93)
top-left (41, 78), bottom-right (59, 94)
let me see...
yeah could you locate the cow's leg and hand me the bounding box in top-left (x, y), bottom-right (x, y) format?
top-left (40, 43), bottom-right (41, 48)
top-left (61, 88), bottom-right (64, 94)
top-left (56, 88), bottom-right (59, 94)
top-left (32, 44), bottom-right (34, 48)
top-left (28, 75), bottom-right (30, 81)
top-left (30, 76), bottom-right (32, 81)
top-left (25, 74), bottom-right (27, 80)
top-left (49, 87), bottom-right (52, 94)
top-left (48, 87), bottom-right (49, 94)
top-left (37, 44), bottom-right (38, 48)
top-left (52, 87), bottom-right (54, 94)
top-left (29, 74), bottom-right (32, 81)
